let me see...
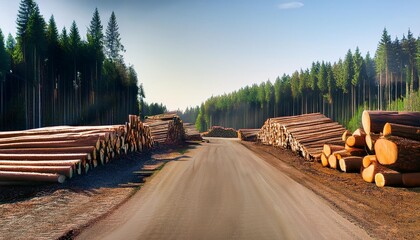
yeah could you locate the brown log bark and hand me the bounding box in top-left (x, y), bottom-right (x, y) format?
top-left (383, 123), bottom-right (420, 141)
top-left (339, 156), bottom-right (363, 173)
top-left (0, 153), bottom-right (88, 161)
top-left (323, 144), bottom-right (345, 157)
top-left (401, 173), bottom-right (420, 187)
top-left (345, 135), bottom-right (366, 148)
top-left (0, 165), bottom-right (73, 178)
top-left (362, 110), bottom-right (420, 134)
top-left (0, 171), bottom-right (66, 183)
top-left (374, 137), bottom-right (420, 172)
top-left (375, 168), bottom-right (403, 187)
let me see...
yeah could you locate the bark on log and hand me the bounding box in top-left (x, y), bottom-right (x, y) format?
top-left (323, 144), bottom-right (345, 157)
top-left (0, 171), bottom-right (66, 183)
top-left (375, 168), bottom-right (403, 187)
top-left (339, 156), bottom-right (363, 173)
top-left (345, 135), bottom-right (366, 148)
top-left (374, 137), bottom-right (420, 172)
top-left (362, 111), bottom-right (420, 134)
top-left (0, 165), bottom-right (73, 178)
top-left (401, 173), bottom-right (420, 187)
top-left (383, 123), bottom-right (420, 141)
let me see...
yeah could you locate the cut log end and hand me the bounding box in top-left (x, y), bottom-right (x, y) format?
top-left (362, 110), bottom-right (371, 134)
top-left (374, 138), bottom-right (398, 165)
top-left (362, 155), bottom-right (377, 168)
top-left (375, 172), bottom-right (403, 187)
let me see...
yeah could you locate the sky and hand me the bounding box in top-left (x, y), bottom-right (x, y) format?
top-left (1, 0), bottom-right (420, 111)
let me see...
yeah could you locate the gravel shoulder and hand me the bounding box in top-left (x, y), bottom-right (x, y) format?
top-left (241, 141), bottom-right (420, 240)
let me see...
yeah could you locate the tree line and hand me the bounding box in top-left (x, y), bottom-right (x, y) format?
top-left (189, 29), bottom-right (420, 132)
top-left (0, 0), bottom-right (164, 130)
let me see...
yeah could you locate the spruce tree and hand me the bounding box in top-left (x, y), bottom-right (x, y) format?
top-left (105, 11), bottom-right (124, 61)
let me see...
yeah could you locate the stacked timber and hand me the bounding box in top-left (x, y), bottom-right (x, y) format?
top-left (202, 126), bottom-right (238, 138)
top-left (258, 113), bottom-right (346, 160)
top-left (0, 115), bottom-right (154, 184)
top-left (320, 128), bottom-right (367, 171)
top-left (238, 129), bottom-right (260, 141)
top-left (144, 113), bottom-right (185, 145)
top-left (361, 110), bottom-right (420, 187)
top-left (183, 123), bottom-right (203, 141)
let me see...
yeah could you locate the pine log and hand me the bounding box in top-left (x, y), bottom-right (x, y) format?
top-left (362, 155), bottom-right (377, 168)
top-left (328, 151), bottom-right (347, 169)
top-left (362, 110), bottom-right (420, 134)
top-left (0, 146), bottom-right (95, 155)
top-left (0, 153), bottom-right (88, 161)
top-left (361, 161), bottom-right (377, 183)
top-left (365, 134), bottom-right (381, 152)
top-left (383, 123), bottom-right (420, 141)
top-left (0, 165), bottom-right (73, 178)
top-left (345, 135), bottom-right (366, 148)
top-left (320, 153), bottom-right (329, 167)
top-left (352, 128), bottom-right (366, 137)
top-left (374, 137), bottom-right (420, 172)
top-left (0, 159), bottom-right (81, 174)
top-left (401, 173), bottom-right (420, 187)
top-left (375, 168), bottom-right (403, 187)
top-left (323, 144), bottom-right (345, 157)
top-left (339, 156), bottom-right (363, 173)
top-left (342, 130), bottom-right (352, 142)
top-left (0, 171), bottom-right (66, 183)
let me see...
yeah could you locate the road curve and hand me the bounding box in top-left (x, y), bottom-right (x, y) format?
top-left (77, 138), bottom-right (371, 240)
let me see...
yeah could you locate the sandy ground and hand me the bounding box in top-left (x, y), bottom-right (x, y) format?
top-left (76, 138), bottom-right (371, 240)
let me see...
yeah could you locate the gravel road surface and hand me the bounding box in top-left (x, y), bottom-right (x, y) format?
top-left (77, 138), bottom-right (371, 240)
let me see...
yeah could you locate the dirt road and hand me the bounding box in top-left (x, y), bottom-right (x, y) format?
top-left (77, 138), bottom-right (371, 240)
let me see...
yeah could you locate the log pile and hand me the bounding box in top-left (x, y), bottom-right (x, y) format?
top-left (202, 126), bottom-right (238, 138)
top-left (320, 110), bottom-right (420, 188)
top-left (144, 113), bottom-right (185, 145)
top-left (183, 123), bottom-right (203, 141)
top-left (0, 115), bottom-right (154, 184)
top-left (258, 113), bottom-right (346, 160)
top-left (238, 129), bottom-right (260, 141)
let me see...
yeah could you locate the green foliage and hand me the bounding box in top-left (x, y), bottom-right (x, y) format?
top-left (346, 105), bottom-right (364, 132)
top-left (1, 1), bottom-right (146, 130)
top-left (105, 11), bottom-right (124, 61)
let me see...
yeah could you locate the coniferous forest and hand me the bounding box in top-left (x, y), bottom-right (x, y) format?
top-left (191, 29), bottom-right (420, 132)
top-left (0, 0), bottom-right (166, 131)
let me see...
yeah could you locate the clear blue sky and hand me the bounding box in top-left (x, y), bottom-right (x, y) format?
top-left (1, 0), bottom-right (420, 110)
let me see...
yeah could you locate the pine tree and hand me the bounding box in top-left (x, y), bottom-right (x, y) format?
top-left (375, 28), bottom-right (391, 110)
top-left (105, 11), bottom-right (124, 61)
top-left (87, 8), bottom-right (104, 107)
